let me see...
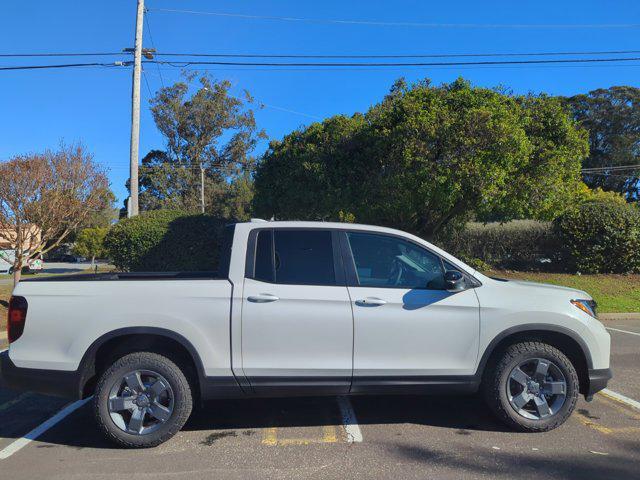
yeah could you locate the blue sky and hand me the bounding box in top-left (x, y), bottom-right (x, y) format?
top-left (2, 1), bottom-right (640, 204)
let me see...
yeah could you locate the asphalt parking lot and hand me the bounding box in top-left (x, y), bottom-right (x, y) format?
top-left (1, 320), bottom-right (639, 480)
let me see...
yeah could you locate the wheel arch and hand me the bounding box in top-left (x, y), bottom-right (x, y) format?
top-left (77, 327), bottom-right (206, 399)
top-left (476, 324), bottom-right (592, 394)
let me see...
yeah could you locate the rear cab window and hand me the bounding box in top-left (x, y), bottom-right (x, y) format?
top-left (250, 229), bottom-right (341, 286)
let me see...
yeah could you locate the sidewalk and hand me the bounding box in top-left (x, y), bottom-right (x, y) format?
top-left (600, 312), bottom-right (640, 321)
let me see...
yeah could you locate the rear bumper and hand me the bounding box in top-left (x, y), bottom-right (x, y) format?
top-left (586, 368), bottom-right (612, 398)
top-left (0, 350), bottom-right (81, 399)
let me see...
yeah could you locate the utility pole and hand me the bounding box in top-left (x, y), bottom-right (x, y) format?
top-left (127, 0), bottom-right (144, 217)
top-left (200, 163), bottom-right (205, 214)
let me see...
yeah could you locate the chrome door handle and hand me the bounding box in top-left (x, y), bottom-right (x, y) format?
top-left (355, 297), bottom-right (387, 307)
top-left (247, 293), bottom-right (280, 303)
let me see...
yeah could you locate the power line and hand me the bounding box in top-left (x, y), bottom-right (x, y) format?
top-left (0, 52), bottom-right (124, 57)
top-left (583, 172), bottom-right (639, 179)
top-left (146, 56), bottom-right (640, 68)
top-left (154, 49), bottom-right (640, 59)
top-left (582, 164), bottom-right (640, 172)
top-left (144, 9), bottom-right (165, 88)
top-left (151, 63), bottom-right (640, 73)
top-left (142, 69), bottom-right (153, 97)
top-left (148, 8), bottom-right (640, 29)
top-left (6, 56), bottom-right (640, 72)
top-left (0, 62), bottom-right (124, 71)
top-left (4, 49), bottom-right (640, 60)
top-left (259, 103), bottom-right (321, 120)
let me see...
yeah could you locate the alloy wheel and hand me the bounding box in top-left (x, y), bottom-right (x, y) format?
top-left (108, 369), bottom-right (175, 435)
top-left (507, 358), bottom-right (567, 420)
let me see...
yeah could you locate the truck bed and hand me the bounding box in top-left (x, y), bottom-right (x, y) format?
top-left (20, 271), bottom-right (223, 282)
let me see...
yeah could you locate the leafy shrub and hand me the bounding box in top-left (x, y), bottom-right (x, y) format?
top-left (439, 220), bottom-right (561, 271)
top-left (576, 185), bottom-right (628, 206)
top-left (456, 255), bottom-right (492, 272)
top-left (555, 201), bottom-right (640, 274)
top-left (104, 210), bottom-right (227, 271)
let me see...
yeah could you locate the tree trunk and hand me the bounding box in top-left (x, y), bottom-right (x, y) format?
top-left (13, 265), bottom-right (21, 285)
top-left (91, 256), bottom-right (95, 268)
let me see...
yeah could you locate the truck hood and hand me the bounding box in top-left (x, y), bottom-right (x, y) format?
top-left (506, 279), bottom-right (591, 299)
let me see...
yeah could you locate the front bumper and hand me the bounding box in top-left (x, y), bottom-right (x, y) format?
top-left (586, 368), bottom-right (612, 399)
top-left (0, 350), bottom-right (81, 399)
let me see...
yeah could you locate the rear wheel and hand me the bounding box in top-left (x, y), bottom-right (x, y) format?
top-left (483, 341), bottom-right (579, 432)
top-left (94, 352), bottom-right (193, 448)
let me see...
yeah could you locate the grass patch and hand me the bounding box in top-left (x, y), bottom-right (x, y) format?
top-left (0, 283), bottom-right (12, 332)
top-left (488, 271), bottom-right (640, 314)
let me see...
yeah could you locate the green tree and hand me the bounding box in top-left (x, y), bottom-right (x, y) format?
top-left (73, 227), bottom-right (109, 266)
top-left (565, 86), bottom-right (640, 200)
top-left (131, 73), bottom-right (266, 218)
top-left (254, 78), bottom-right (589, 238)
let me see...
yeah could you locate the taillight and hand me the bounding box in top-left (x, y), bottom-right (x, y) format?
top-left (7, 296), bottom-right (28, 343)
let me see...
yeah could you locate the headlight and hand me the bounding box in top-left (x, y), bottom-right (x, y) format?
top-left (571, 299), bottom-right (597, 318)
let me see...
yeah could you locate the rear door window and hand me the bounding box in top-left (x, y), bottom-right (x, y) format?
top-left (254, 229), bottom-right (275, 283)
top-left (252, 229), bottom-right (337, 286)
top-left (274, 230), bottom-right (336, 285)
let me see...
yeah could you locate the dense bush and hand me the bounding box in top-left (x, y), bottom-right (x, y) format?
top-left (104, 210), bottom-right (227, 271)
top-left (555, 201), bottom-right (640, 274)
top-left (438, 220), bottom-right (562, 271)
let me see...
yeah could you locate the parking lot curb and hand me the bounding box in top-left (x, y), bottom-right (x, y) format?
top-left (600, 313), bottom-right (640, 321)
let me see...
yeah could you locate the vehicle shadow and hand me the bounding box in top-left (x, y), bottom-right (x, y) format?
top-left (3, 392), bottom-right (509, 451)
top-left (186, 393), bottom-right (507, 433)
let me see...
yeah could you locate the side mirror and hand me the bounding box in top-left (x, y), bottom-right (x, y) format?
top-left (444, 270), bottom-right (465, 292)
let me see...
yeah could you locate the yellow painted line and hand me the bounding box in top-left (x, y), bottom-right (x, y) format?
top-left (0, 393), bottom-right (31, 413)
top-left (608, 426), bottom-right (640, 434)
top-left (322, 425), bottom-right (338, 443)
top-left (261, 425), bottom-right (339, 446)
top-left (575, 412), bottom-right (613, 434)
top-left (262, 427), bottom-right (278, 446)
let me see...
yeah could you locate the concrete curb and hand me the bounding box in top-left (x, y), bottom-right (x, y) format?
top-left (599, 312), bottom-right (640, 321)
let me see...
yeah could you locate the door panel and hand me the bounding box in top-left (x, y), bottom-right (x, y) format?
top-left (342, 230), bottom-right (481, 384)
top-left (349, 286), bottom-right (480, 377)
top-left (242, 278), bottom-right (354, 394)
top-left (240, 228), bottom-right (353, 395)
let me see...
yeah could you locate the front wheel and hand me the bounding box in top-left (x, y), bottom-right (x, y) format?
top-left (483, 341), bottom-right (579, 432)
top-left (93, 352), bottom-right (193, 448)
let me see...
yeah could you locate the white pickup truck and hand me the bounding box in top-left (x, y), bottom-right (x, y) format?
top-left (1, 220), bottom-right (611, 448)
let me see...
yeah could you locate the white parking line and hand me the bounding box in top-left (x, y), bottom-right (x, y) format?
top-left (606, 327), bottom-right (640, 337)
top-left (601, 389), bottom-right (640, 411)
top-left (337, 396), bottom-right (363, 443)
top-left (0, 397), bottom-right (91, 460)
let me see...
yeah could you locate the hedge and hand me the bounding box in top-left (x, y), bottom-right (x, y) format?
top-left (438, 220), bottom-right (562, 271)
top-left (104, 210), bottom-right (227, 272)
top-left (555, 201), bottom-right (640, 274)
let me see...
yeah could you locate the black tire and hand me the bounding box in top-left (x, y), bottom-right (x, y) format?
top-left (93, 352), bottom-right (193, 448)
top-left (483, 341), bottom-right (579, 432)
